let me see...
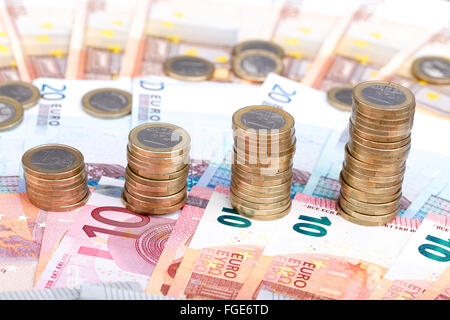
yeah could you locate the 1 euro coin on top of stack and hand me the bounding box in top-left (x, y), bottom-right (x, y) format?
top-left (338, 80), bottom-right (415, 226)
top-left (123, 123), bottom-right (191, 215)
top-left (22, 144), bottom-right (90, 211)
top-left (231, 105), bottom-right (296, 221)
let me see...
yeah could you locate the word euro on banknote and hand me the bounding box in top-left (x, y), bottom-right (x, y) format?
top-left (167, 186), bottom-right (292, 300)
top-left (120, 0), bottom-right (282, 81)
top-left (66, 0), bottom-right (137, 80)
top-left (302, 0), bottom-right (449, 92)
top-left (0, 0), bottom-right (77, 81)
top-left (237, 193), bottom-right (420, 300)
top-left (34, 177), bottom-right (180, 290)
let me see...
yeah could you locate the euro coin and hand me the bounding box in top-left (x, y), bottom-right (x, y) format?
top-left (128, 122), bottom-right (190, 158)
top-left (0, 81), bottom-right (40, 110)
top-left (27, 190), bottom-right (90, 212)
top-left (231, 196), bottom-right (291, 221)
top-left (126, 164), bottom-right (189, 182)
top-left (22, 144), bottom-right (85, 179)
top-left (339, 192), bottom-right (401, 216)
top-left (24, 170), bottom-right (87, 188)
top-left (230, 190), bottom-right (291, 210)
top-left (341, 166), bottom-right (403, 189)
top-left (337, 200), bottom-right (397, 226)
top-left (233, 40), bottom-right (285, 57)
top-left (0, 96), bottom-right (23, 132)
top-left (82, 88), bottom-right (132, 118)
top-left (121, 189), bottom-right (186, 215)
top-left (230, 180), bottom-right (290, 199)
top-left (163, 55), bottom-right (214, 81)
top-left (124, 184), bottom-right (187, 205)
top-left (411, 56), bottom-right (450, 85)
top-left (230, 184), bottom-right (291, 204)
top-left (352, 81), bottom-right (415, 115)
top-left (349, 129), bottom-right (411, 150)
top-left (327, 86), bottom-right (353, 112)
top-left (232, 105), bottom-right (294, 140)
top-left (232, 49), bottom-right (283, 82)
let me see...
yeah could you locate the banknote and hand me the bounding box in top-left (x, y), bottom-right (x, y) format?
top-left (376, 24), bottom-right (450, 117)
top-left (0, 0), bottom-right (77, 81)
top-left (0, 14), bottom-right (21, 81)
top-left (120, 0), bottom-right (282, 81)
top-left (258, 73), bottom-right (349, 194)
top-left (0, 192), bottom-right (41, 293)
top-left (34, 177), bottom-right (182, 290)
top-left (131, 77), bottom-right (259, 163)
top-left (420, 268), bottom-right (450, 300)
top-left (302, 0), bottom-right (449, 92)
top-left (270, 0), bottom-right (361, 81)
top-left (369, 212), bottom-right (449, 300)
top-left (25, 78), bottom-right (132, 168)
top-left (167, 186), bottom-right (292, 300)
top-left (146, 161), bottom-right (232, 296)
top-left (237, 193), bottom-right (420, 300)
top-left (401, 167), bottom-right (450, 221)
top-left (65, 0), bottom-right (137, 79)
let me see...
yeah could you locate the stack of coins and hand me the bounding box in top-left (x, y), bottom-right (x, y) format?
top-left (122, 123), bottom-right (191, 215)
top-left (337, 80), bottom-right (415, 226)
top-left (230, 105), bottom-right (296, 220)
top-left (232, 40), bottom-right (284, 83)
top-left (22, 144), bottom-right (90, 211)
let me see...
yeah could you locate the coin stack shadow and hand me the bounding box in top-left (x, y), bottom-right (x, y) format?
top-left (230, 105), bottom-right (296, 220)
top-left (338, 80), bottom-right (415, 226)
top-left (22, 144), bottom-right (90, 212)
top-left (122, 123), bottom-right (191, 215)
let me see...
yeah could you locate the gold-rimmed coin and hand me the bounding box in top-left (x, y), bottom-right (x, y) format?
top-left (341, 166), bottom-right (403, 188)
top-left (234, 163), bottom-right (292, 176)
top-left (22, 144), bottom-right (85, 180)
top-left (352, 80), bottom-right (415, 115)
top-left (128, 122), bottom-right (191, 158)
top-left (339, 192), bottom-right (401, 216)
top-left (231, 196), bottom-right (291, 220)
top-left (27, 190), bottom-right (90, 212)
top-left (348, 137), bottom-right (411, 157)
top-left (347, 142), bottom-right (409, 165)
top-left (232, 105), bottom-right (294, 140)
top-left (352, 108), bottom-right (413, 126)
top-left (233, 40), bottom-right (285, 58)
top-left (338, 197), bottom-right (399, 223)
top-left (235, 138), bottom-right (296, 158)
top-left (232, 166), bottom-right (292, 187)
top-left (127, 151), bottom-right (190, 169)
top-left (230, 180), bottom-right (290, 199)
top-left (125, 177), bottom-right (186, 197)
top-left (24, 170), bottom-right (87, 188)
top-left (121, 189), bottom-right (186, 215)
top-left (344, 146), bottom-right (406, 176)
top-left (127, 145), bottom-right (189, 164)
top-left (339, 172), bottom-right (401, 203)
top-left (163, 55), bottom-right (215, 81)
top-left (327, 86), bottom-right (353, 112)
top-left (0, 81), bottom-right (40, 110)
top-left (343, 162), bottom-right (404, 184)
top-left (349, 129), bottom-right (411, 150)
top-left (232, 49), bottom-right (283, 82)
top-left (127, 158), bottom-right (189, 177)
top-left (230, 190), bottom-right (291, 210)
top-left (124, 184), bottom-right (187, 205)
top-left (26, 178), bottom-right (87, 196)
top-left (0, 96), bottom-right (24, 131)
top-left (231, 175), bottom-right (292, 194)
top-left (230, 184), bottom-right (291, 204)
top-left (351, 112), bottom-right (413, 131)
top-left (82, 88), bottom-right (132, 118)
top-left (27, 186), bottom-right (89, 204)
top-left (232, 164), bottom-right (292, 180)
top-left (337, 200), bottom-right (397, 226)
top-left (349, 119), bottom-right (410, 143)
top-left (126, 164), bottom-right (189, 181)
top-left (411, 56), bottom-right (450, 85)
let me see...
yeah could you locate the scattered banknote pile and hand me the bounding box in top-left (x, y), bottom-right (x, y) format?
top-left (231, 106), bottom-right (296, 220)
top-left (123, 123), bottom-right (191, 214)
top-left (22, 144), bottom-right (90, 212)
top-left (0, 0), bottom-right (449, 302)
top-left (337, 81), bottom-right (415, 226)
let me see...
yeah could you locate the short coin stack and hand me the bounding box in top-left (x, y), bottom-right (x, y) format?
top-left (338, 80), bottom-right (415, 226)
top-left (122, 123), bottom-right (191, 215)
top-left (231, 105), bottom-right (296, 220)
top-left (22, 144), bottom-right (90, 211)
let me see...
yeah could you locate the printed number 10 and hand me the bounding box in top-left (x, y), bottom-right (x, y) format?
top-left (293, 215), bottom-right (331, 237)
top-left (418, 235), bottom-right (450, 262)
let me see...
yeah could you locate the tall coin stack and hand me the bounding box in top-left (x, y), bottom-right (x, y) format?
top-left (338, 81), bottom-right (415, 226)
top-left (22, 144), bottom-right (90, 211)
top-left (231, 106), bottom-right (296, 220)
top-left (122, 123), bottom-right (191, 215)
